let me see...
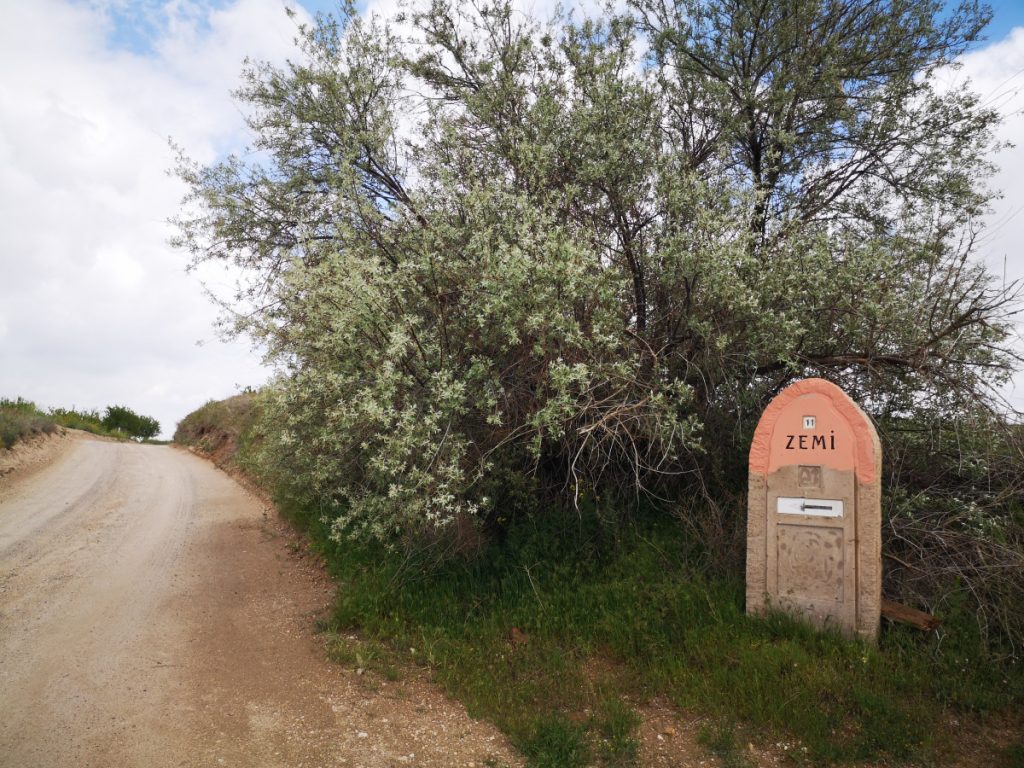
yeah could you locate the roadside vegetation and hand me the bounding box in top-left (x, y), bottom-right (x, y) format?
top-left (172, 392), bottom-right (257, 465)
top-left (172, 0), bottom-right (1024, 764)
top-left (0, 397), bottom-right (162, 449)
top-left (177, 393), bottom-right (1024, 766)
top-left (0, 398), bottom-right (60, 450)
top-left (309, 501), bottom-right (1024, 766)
top-left (98, 405), bottom-right (160, 441)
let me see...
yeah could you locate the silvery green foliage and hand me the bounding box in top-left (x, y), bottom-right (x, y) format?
top-left (174, 0), bottom-right (1018, 546)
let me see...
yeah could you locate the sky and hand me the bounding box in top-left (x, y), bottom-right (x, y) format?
top-left (1, 1), bottom-right (1024, 439)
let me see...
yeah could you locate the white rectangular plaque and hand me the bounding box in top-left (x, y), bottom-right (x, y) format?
top-left (777, 497), bottom-right (844, 518)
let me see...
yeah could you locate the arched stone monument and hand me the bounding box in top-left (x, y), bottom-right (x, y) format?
top-left (746, 378), bottom-right (882, 640)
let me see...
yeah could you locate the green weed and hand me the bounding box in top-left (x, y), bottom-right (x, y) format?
top-left (520, 716), bottom-right (591, 768)
top-left (593, 698), bottom-right (640, 766)
top-left (698, 720), bottom-right (752, 768)
top-left (325, 634), bottom-right (400, 681)
top-left (293, 502), bottom-right (1022, 766)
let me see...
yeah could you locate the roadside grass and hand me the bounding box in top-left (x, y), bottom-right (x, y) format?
top-left (1, 397), bottom-right (157, 449)
top-left (173, 393), bottom-right (258, 462)
top-left (0, 397), bottom-right (59, 449)
top-left (172, 392), bottom-right (1023, 766)
top-left (279, 497), bottom-right (1024, 767)
top-left (48, 407), bottom-right (122, 439)
top-left (50, 406), bottom-right (157, 441)
top-left (698, 720), bottom-right (753, 768)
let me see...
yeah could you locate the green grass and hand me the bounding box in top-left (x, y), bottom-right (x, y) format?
top-left (592, 698), bottom-right (640, 766)
top-left (521, 716), bottom-right (591, 768)
top-left (173, 393), bottom-right (258, 463)
top-left (0, 397), bottom-right (58, 449)
top-left (49, 407), bottom-right (140, 441)
top-left (49, 407), bottom-right (106, 434)
top-left (698, 720), bottom-right (753, 768)
top-left (325, 634), bottom-right (400, 681)
top-left (1, 397), bottom-right (153, 449)
top-left (276, 497), bottom-right (1023, 767)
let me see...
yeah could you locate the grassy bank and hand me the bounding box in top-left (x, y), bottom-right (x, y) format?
top-left (287, 499), bottom-right (1023, 766)
top-left (48, 407), bottom-right (123, 438)
top-left (0, 398), bottom-right (60, 449)
top-left (172, 393), bottom-right (257, 465)
top-left (0, 397), bottom-right (160, 449)
top-left (176, 395), bottom-right (1024, 767)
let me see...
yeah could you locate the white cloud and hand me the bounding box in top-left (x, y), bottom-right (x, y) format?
top-left (0, 0), bottom-right (311, 437)
top-left (955, 29), bottom-right (1024, 273)
top-left (947, 27), bottom-right (1024, 410)
top-left (2, 1), bottom-right (1023, 443)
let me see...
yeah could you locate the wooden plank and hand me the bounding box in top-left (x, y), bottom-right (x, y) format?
top-left (881, 598), bottom-right (941, 630)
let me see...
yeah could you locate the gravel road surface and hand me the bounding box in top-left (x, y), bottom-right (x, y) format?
top-left (0, 433), bottom-right (519, 768)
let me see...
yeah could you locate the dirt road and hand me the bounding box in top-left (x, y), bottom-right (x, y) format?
top-left (0, 433), bottom-right (519, 768)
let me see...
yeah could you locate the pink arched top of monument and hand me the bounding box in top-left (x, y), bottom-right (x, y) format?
top-left (748, 378), bottom-right (881, 485)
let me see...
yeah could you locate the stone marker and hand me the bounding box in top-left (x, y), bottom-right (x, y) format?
top-left (746, 378), bottom-right (882, 640)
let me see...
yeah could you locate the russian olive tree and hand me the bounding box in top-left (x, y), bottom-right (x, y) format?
top-left (174, 0), bottom-right (1018, 553)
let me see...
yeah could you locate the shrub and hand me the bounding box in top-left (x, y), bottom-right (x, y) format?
top-left (880, 414), bottom-right (1024, 654)
top-left (101, 405), bottom-right (160, 440)
top-left (175, 0), bottom-right (1017, 551)
top-left (0, 398), bottom-right (58, 450)
top-left (49, 407), bottom-right (106, 434)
